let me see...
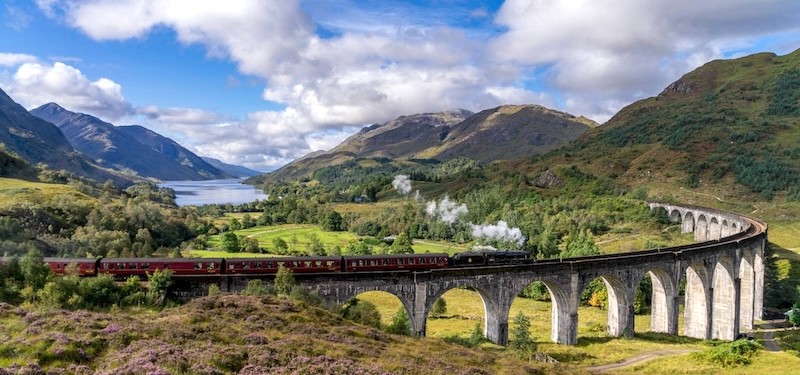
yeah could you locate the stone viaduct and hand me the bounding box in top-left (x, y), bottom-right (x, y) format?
top-left (172, 203), bottom-right (767, 346)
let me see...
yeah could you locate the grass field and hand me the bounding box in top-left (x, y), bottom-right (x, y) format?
top-left (613, 350), bottom-right (800, 374)
top-left (210, 212), bottom-right (263, 226)
top-left (204, 223), bottom-right (469, 255)
top-left (357, 288), bottom-right (702, 367)
top-left (0, 177), bottom-right (94, 209)
top-left (206, 224), bottom-right (360, 252)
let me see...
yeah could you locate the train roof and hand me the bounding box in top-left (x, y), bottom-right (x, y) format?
top-left (342, 253), bottom-right (448, 259)
top-left (43, 257), bottom-right (100, 262)
top-left (226, 256), bottom-right (340, 262)
top-left (99, 258), bottom-right (223, 263)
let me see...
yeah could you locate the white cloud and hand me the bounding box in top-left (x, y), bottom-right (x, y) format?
top-left (34, 0), bottom-right (544, 170)
top-left (26, 0), bottom-right (800, 169)
top-left (3, 61), bottom-right (132, 120)
top-left (489, 0), bottom-right (800, 122)
top-left (0, 53), bottom-right (37, 67)
top-left (137, 106), bottom-right (230, 126)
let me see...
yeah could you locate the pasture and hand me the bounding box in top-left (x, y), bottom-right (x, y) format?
top-left (203, 223), bottom-right (468, 255)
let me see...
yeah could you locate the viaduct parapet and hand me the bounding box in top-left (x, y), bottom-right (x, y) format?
top-left (172, 203), bottom-right (767, 346)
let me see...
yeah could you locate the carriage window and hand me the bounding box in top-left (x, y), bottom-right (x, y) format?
top-left (103, 263), bottom-right (109, 270)
top-left (229, 263), bottom-right (235, 270)
top-left (382, 259), bottom-right (388, 266)
top-left (278, 262), bottom-right (285, 267)
top-left (243, 263), bottom-right (250, 269)
top-left (117, 263), bottom-right (123, 269)
top-left (142, 263), bottom-right (149, 269)
top-left (208, 263), bottom-right (215, 270)
top-left (304, 261), bottom-right (312, 267)
top-left (195, 262), bottom-right (202, 270)
top-left (255, 262), bottom-right (261, 268)
top-left (326, 261), bottom-right (334, 267)
top-left (267, 261), bottom-right (273, 268)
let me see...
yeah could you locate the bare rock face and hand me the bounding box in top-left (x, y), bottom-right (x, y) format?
top-left (660, 79), bottom-right (693, 95)
top-left (533, 169), bottom-right (564, 189)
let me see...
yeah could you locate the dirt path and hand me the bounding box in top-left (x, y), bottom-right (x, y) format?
top-left (586, 349), bottom-right (698, 374)
top-left (756, 319), bottom-right (786, 352)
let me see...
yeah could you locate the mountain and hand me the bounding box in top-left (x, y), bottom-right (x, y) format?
top-left (201, 157), bottom-right (261, 177)
top-left (30, 103), bottom-right (229, 181)
top-left (0, 88), bottom-right (131, 185)
top-left (263, 106), bottom-right (595, 182)
top-left (508, 48), bottom-right (800, 202)
top-left (118, 125), bottom-right (232, 180)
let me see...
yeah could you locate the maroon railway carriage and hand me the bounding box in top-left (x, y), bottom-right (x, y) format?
top-left (99, 258), bottom-right (223, 277)
top-left (44, 257), bottom-right (100, 276)
top-left (226, 256), bottom-right (342, 274)
top-left (343, 253), bottom-right (449, 272)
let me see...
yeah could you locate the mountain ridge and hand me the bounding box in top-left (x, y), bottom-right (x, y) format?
top-left (260, 105), bottom-right (595, 182)
top-left (0, 88), bottom-right (132, 185)
top-left (201, 157), bottom-right (261, 177)
top-left (30, 103), bottom-right (230, 181)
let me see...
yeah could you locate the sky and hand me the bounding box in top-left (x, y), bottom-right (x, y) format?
top-left (1, 0), bottom-right (799, 172)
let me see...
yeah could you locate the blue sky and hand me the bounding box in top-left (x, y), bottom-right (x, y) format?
top-left (1, 0), bottom-right (799, 171)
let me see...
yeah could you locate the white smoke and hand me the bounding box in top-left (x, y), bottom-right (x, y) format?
top-left (470, 220), bottom-right (526, 248)
top-left (425, 195), bottom-right (468, 225)
top-left (413, 190), bottom-right (422, 201)
top-left (392, 174), bottom-right (412, 195)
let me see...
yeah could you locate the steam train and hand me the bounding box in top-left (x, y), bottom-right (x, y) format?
top-left (4, 250), bottom-right (532, 279)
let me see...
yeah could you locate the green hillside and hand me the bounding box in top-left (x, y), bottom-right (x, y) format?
top-left (506, 50), bottom-right (800, 209)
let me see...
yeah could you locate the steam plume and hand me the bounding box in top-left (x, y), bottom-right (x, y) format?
top-left (425, 195), bottom-right (468, 225)
top-left (392, 175), bottom-right (412, 195)
top-left (470, 220), bottom-right (526, 247)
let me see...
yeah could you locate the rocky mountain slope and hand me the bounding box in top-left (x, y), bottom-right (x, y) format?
top-left (264, 105), bottom-right (595, 182)
top-left (30, 103), bottom-right (229, 181)
top-left (118, 125), bottom-right (231, 180)
top-left (0, 88), bottom-right (131, 185)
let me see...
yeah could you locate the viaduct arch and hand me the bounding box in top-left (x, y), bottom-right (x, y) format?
top-left (173, 203), bottom-right (767, 346)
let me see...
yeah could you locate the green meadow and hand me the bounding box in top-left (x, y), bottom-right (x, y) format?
top-left (202, 223), bottom-right (468, 255)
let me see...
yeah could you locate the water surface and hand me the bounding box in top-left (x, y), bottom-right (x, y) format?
top-left (160, 179), bottom-right (267, 206)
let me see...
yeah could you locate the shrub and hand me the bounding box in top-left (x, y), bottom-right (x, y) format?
top-left (386, 307), bottom-right (411, 335)
top-left (242, 279), bottom-right (268, 297)
top-left (430, 297), bottom-right (447, 318)
top-left (274, 266), bottom-right (295, 296)
top-left (341, 298), bottom-right (381, 329)
top-left (509, 311), bottom-right (536, 354)
top-left (289, 286), bottom-right (321, 306)
top-left (693, 340), bottom-right (762, 367)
